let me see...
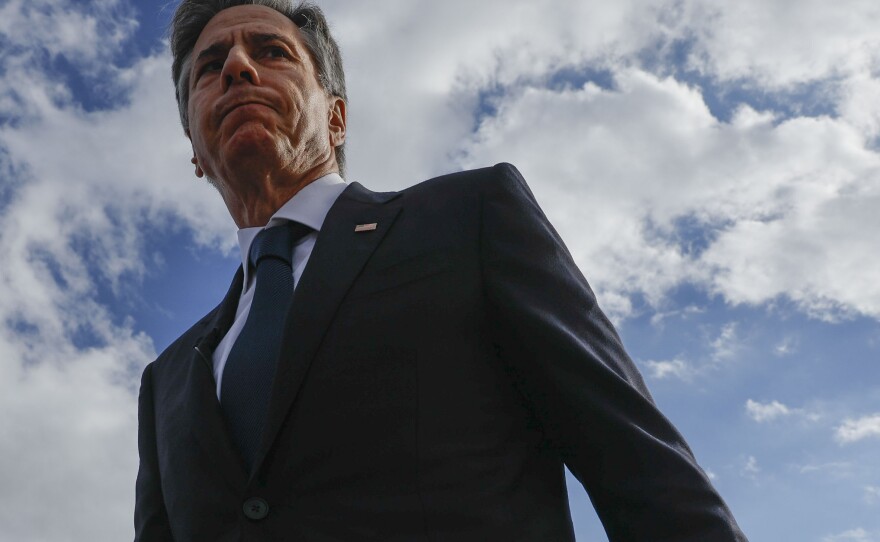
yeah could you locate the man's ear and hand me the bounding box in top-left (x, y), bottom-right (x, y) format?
top-left (191, 156), bottom-right (204, 178)
top-left (185, 130), bottom-right (204, 178)
top-left (328, 97), bottom-right (346, 147)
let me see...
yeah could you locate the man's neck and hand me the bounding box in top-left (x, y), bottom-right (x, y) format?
top-left (216, 162), bottom-right (339, 228)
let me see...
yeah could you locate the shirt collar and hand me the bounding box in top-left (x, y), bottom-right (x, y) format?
top-left (236, 172), bottom-right (348, 284)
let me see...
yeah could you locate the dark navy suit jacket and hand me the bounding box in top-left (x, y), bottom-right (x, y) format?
top-left (135, 163), bottom-right (748, 541)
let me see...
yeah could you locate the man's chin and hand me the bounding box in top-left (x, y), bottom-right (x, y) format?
top-left (221, 127), bottom-right (283, 165)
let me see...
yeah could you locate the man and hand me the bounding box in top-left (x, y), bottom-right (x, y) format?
top-left (135, 1), bottom-right (749, 540)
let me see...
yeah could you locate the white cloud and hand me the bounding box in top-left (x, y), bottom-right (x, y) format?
top-left (774, 335), bottom-right (799, 357)
top-left (701, 168), bottom-right (880, 322)
top-left (746, 399), bottom-right (793, 423)
top-left (838, 73), bottom-right (880, 140)
top-left (0, 0), bottom-right (135, 65)
top-left (642, 323), bottom-right (749, 382)
top-left (328, 0), bottom-right (678, 190)
top-left (644, 358), bottom-right (693, 381)
top-left (824, 528), bottom-right (878, 542)
top-left (649, 305), bottom-right (704, 327)
top-left (0, 331), bottom-right (150, 541)
top-left (741, 455), bottom-right (760, 479)
top-left (710, 322), bottom-right (739, 362)
top-left (681, 0), bottom-right (880, 88)
top-left (746, 399), bottom-right (824, 425)
top-left (0, 0), bottom-right (137, 124)
top-left (460, 68), bottom-right (880, 321)
top-left (836, 414), bottom-right (880, 444)
top-left (797, 462), bottom-right (854, 476)
top-left (865, 486), bottom-right (880, 505)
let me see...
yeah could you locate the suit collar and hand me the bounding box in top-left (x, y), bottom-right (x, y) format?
top-left (192, 182), bottom-right (398, 371)
top-left (193, 266), bottom-right (243, 370)
top-left (188, 265), bottom-right (250, 489)
top-left (236, 174), bottom-right (349, 287)
top-left (250, 182), bottom-right (402, 479)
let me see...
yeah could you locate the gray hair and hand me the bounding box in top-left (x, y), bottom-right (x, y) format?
top-left (169, 0), bottom-right (348, 175)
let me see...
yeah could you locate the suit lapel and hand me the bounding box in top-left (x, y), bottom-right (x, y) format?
top-left (187, 267), bottom-right (249, 490)
top-left (252, 182), bottom-right (402, 477)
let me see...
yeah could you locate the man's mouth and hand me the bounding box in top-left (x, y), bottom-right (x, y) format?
top-left (221, 101), bottom-right (271, 121)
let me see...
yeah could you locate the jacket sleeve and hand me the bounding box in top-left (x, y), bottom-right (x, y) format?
top-left (480, 163), bottom-right (748, 541)
top-left (134, 362), bottom-right (174, 541)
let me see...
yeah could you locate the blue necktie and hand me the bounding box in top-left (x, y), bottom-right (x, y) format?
top-left (220, 220), bottom-right (311, 472)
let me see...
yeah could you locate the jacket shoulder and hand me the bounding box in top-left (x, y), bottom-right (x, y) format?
top-left (400, 162), bottom-right (530, 199)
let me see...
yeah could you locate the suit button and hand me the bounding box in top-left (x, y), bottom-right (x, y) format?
top-left (242, 497), bottom-right (269, 520)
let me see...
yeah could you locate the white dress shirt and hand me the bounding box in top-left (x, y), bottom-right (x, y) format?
top-left (212, 173), bottom-right (348, 399)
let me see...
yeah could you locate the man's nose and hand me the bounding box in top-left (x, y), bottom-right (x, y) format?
top-left (221, 46), bottom-right (260, 91)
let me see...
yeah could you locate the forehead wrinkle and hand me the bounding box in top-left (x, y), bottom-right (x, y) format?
top-left (250, 32), bottom-right (292, 46)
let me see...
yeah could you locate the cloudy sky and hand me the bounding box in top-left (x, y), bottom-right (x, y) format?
top-left (1, 0), bottom-right (879, 540)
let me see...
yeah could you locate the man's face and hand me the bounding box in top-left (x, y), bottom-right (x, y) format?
top-left (186, 5), bottom-right (344, 183)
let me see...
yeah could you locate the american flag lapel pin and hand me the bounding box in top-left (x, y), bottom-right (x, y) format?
top-left (355, 223), bottom-right (378, 232)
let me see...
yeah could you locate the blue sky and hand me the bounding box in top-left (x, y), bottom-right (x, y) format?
top-left (1, 0), bottom-right (879, 540)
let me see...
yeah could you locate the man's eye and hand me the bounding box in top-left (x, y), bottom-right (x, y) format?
top-left (266, 46), bottom-right (288, 59)
top-left (201, 60), bottom-right (223, 74)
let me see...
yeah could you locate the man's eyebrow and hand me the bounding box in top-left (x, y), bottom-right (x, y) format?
top-left (249, 32), bottom-right (293, 46)
top-left (195, 41), bottom-right (229, 63)
top-left (194, 32), bottom-right (296, 64)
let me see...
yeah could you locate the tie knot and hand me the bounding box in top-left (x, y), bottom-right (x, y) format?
top-left (249, 221), bottom-right (311, 268)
